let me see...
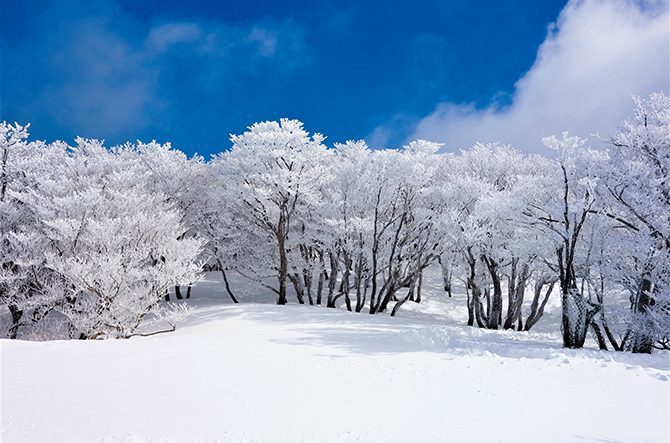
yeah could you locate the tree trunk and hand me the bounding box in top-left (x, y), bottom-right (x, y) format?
top-left (289, 273), bottom-right (305, 304)
top-left (466, 285), bottom-right (474, 326)
top-left (316, 269), bottom-right (325, 305)
top-left (354, 258), bottom-right (364, 312)
top-left (377, 283), bottom-right (399, 314)
top-left (504, 262), bottom-right (528, 330)
top-left (326, 252), bottom-right (338, 308)
top-left (220, 269), bottom-right (239, 303)
top-left (303, 269), bottom-right (314, 305)
top-left (561, 288), bottom-right (584, 348)
top-left (315, 251), bottom-right (325, 305)
top-left (369, 188), bottom-right (382, 314)
top-left (503, 259), bottom-right (518, 330)
top-left (600, 313), bottom-right (622, 351)
top-left (174, 285), bottom-right (183, 300)
top-left (343, 292), bottom-right (352, 311)
top-left (590, 320), bottom-right (609, 350)
top-left (631, 278), bottom-right (654, 353)
top-left (391, 278), bottom-right (417, 317)
top-left (478, 288), bottom-right (489, 328)
top-left (341, 255), bottom-right (352, 311)
top-left (557, 247), bottom-right (591, 349)
top-left (8, 304), bottom-right (22, 339)
top-left (483, 256), bottom-right (502, 330)
top-left (277, 224), bottom-right (288, 305)
top-left (524, 279), bottom-right (554, 331)
top-left (465, 249), bottom-right (481, 327)
top-left (414, 270), bottom-right (423, 303)
top-left (440, 258), bottom-right (453, 297)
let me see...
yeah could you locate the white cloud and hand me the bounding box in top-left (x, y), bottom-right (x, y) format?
top-left (146, 23), bottom-right (203, 53)
top-left (248, 28), bottom-right (279, 57)
top-left (407, 0), bottom-right (669, 153)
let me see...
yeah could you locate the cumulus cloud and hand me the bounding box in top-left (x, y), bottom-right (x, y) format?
top-left (407, 0), bottom-right (669, 153)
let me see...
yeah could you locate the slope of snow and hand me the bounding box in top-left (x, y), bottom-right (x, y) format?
top-left (2, 267), bottom-right (669, 442)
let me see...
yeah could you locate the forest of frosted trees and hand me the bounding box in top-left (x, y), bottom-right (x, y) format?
top-left (1, 92), bottom-right (668, 353)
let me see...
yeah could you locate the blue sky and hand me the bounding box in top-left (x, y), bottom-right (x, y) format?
top-left (1, 0), bottom-right (667, 156)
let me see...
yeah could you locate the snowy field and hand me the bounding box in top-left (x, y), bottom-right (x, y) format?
top-left (2, 266), bottom-right (669, 443)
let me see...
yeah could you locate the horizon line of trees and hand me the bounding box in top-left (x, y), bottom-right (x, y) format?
top-left (1, 92), bottom-right (668, 353)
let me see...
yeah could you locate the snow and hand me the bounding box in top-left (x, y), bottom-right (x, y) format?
top-left (2, 266), bottom-right (669, 443)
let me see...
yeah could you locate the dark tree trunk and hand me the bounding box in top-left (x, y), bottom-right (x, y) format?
top-left (354, 235), bottom-right (366, 312)
top-left (631, 278), bottom-right (654, 353)
top-left (8, 304), bottom-right (22, 339)
top-left (377, 283), bottom-right (399, 314)
top-left (343, 293), bottom-right (352, 311)
top-left (326, 252), bottom-right (338, 308)
top-left (277, 224), bottom-right (288, 305)
top-left (524, 279), bottom-right (555, 331)
top-left (482, 256), bottom-right (502, 330)
top-left (220, 268), bottom-right (239, 303)
top-left (174, 285), bottom-right (183, 300)
top-left (590, 320), bottom-right (609, 350)
top-left (303, 269), bottom-right (314, 305)
top-left (601, 314), bottom-right (622, 351)
top-left (354, 259), bottom-right (364, 312)
top-left (466, 286), bottom-right (474, 326)
top-left (289, 273), bottom-right (306, 305)
top-left (369, 189), bottom-right (382, 314)
top-left (340, 254), bottom-right (352, 311)
top-left (357, 278), bottom-right (369, 313)
top-left (475, 288), bottom-right (488, 328)
top-left (465, 248), bottom-right (482, 327)
top-left (504, 262), bottom-right (528, 330)
top-left (503, 259), bottom-right (518, 330)
top-left (440, 258), bottom-right (453, 297)
top-left (414, 270), bottom-right (423, 303)
top-left (316, 252), bottom-right (325, 305)
top-left (316, 269), bottom-right (325, 305)
top-left (185, 285), bottom-right (192, 299)
top-left (391, 277), bottom-right (417, 317)
top-left (557, 247), bottom-right (592, 349)
top-left (560, 286), bottom-right (589, 349)
top-left (342, 271), bottom-right (352, 312)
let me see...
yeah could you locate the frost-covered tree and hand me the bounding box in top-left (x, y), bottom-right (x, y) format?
top-left (438, 143), bottom-right (557, 331)
top-left (324, 141), bottom-right (445, 315)
top-left (24, 139), bottom-right (203, 338)
top-left (126, 141), bottom-right (208, 300)
top-left (523, 133), bottom-right (608, 348)
top-left (0, 124), bottom-right (66, 338)
top-left (380, 141), bottom-right (445, 315)
top-left (2, 90), bottom-right (668, 351)
top-left (214, 119), bottom-right (331, 305)
top-left (598, 92), bottom-right (670, 353)
top-left (320, 140), bottom-right (378, 310)
top-left (0, 122), bottom-right (34, 337)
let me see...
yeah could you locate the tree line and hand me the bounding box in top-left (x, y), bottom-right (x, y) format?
top-left (1, 93), bottom-right (668, 353)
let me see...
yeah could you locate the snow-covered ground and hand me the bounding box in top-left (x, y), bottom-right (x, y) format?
top-left (2, 266), bottom-right (669, 442)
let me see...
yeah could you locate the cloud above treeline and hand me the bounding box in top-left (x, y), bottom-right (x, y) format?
top-left (403, 0), bottom-right (669, 153)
